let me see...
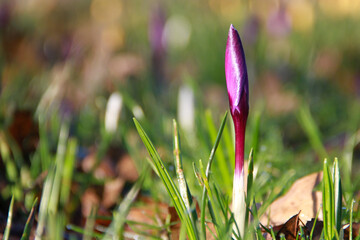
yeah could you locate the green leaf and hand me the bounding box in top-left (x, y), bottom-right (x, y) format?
top-left (350, 199), bottom-right (355, 240)
top-left (103, 173), bottom-right (145, 239)
top-left (35, 165), bottom-right (55, 238)
top-left (200, 112), bottom-right (228, 238)
top-left (3, 196), bottom-right (14, 240)
top-left (173, 119), bottom-right (198, 223)
top-left (49, 124), bottom-right (69, 214)
top-left (133, 118), bottom-right (199, 240)
top-left (323, 158), bottom-right (335, 240)
top-left (297, 104), bottom-right (327, 159)
top-left (84, 205), bottom-right (97, 240)
top-left (245, 149), bottom-right (254, 229)
top-left (21, 198), bottom-right (38, 240)
top-left (205, 110), bottom-right (232, 193)
top-left (332, 158), bottom-right (342, 233)
top-left (60, 138), bottom-right (77, 206)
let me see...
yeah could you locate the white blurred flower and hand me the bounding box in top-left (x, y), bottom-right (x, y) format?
top-left (162, 15), bottom-right (191, 50)
top-left (132, 105), bottom-right (144, 119)
top-left (105, 92), bottom-right (123, 133)
top-left (177, 84), bottom-right (195, 132)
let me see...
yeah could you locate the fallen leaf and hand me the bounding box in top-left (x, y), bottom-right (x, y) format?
top-left (275, 212), bottom-right (300, 240)
top-left (81, 187), bottom-right (101, 218)
top-left (116, 153), bottom-right (138, 182)
top-left (125, 196), bottom-right (171, 238)
top-left (102, 178), bottom-right (125, 208)
top-left (260, 172), bottom-right (323, 226)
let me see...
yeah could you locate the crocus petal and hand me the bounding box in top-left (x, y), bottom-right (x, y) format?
top-left (225, 24), bottom-right (249, 117)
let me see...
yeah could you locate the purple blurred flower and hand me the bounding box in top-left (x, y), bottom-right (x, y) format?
top-left (148, 4), bottom-right (166, 92)
top-left (149, 5), bottom-right (166, 55)
top-left (225, 24), bottom-right (249, 238)
top-left (0, 1), bottom-right (12, 29)
top-left (266, 6), bottom-right (291, 38)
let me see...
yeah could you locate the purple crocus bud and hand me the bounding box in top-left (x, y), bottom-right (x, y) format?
top-left (225, 24), bottom-right (249, 238)
top-left (148, 4), bottom-right (166, 92)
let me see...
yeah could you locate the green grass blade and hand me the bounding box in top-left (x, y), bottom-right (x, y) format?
top-left (49, 124), bottom-right (69, 214)
top-left (173, 119), bottom-right (197, 222)
top-left (0, 133), bottom-right (18, 184)
top-left (310, 207), bottom-right (321, 240)
top-left (67, 224), bottom-right (103, 238)
top-left (199, 160), bottom-right (221, 236)
top-left (38, 116), bottom-right (51, 171)
top-left (270, 226), bottom-right (276, 240)
top-left (323, 158), bottom-right (335, 240)
top-left (332, 158), bottom-right (342, 234)
top-left (342, 132), bottom-right (358, 188)
top-left (200, 112), bottom-right (228, 238)
top-left (3, 196), bottom-right (14, 240)
top-left (350, 199), bottom-right (355, 240)
top-left (60, 138), bottom-right (77, 206)
top-left (245, 149), bottom-right (254, 229)
top-left (297, 104), bottom-right (327, 159)
top-left (223, 116), bottom-right (235, 170)
top-left (84, 205), bottom-right (97, 240)
top-left (250, 109), bottom-right (261, 163)
top-left (205, 110), bottom-right (231, 193)
top-left (21, 198), bottom-right (38, 240)
top-left (133, 118), bottom-right (199, 240)
top-left (103, 173), bottom-right (145, 239)
top-left (35, 166), bottom-right (55, 240)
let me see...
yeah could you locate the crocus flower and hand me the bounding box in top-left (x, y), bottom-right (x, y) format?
top-left (177, 83), bottom-right (195, 133)
top-left (148, 4), bottom-right (166, 92)
top-left (105, 92), bottom-right (123, 133)
top-left (225, 24), bottom-right (249, 238)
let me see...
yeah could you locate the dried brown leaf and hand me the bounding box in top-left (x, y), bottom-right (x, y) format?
top-left (260, 172), bottom-right (323, 226)
top-left (275, 212), bottom-right (300, 240)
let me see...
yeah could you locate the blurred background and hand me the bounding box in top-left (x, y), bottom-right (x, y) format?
top-left (1, 0), bottom-right (360, 237)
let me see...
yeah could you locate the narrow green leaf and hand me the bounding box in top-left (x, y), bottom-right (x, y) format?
top-left (66, 224), bottom-right (103, 239)
top-left (38, 116), bottom-right (52, 171)
top-left (49, 124), bottom-right (69, 214)
top-left (250, 109), bottom-right (262, 163)
top-left (60, 138), bottom-right (77, 206)
top-left (270, 227), bottom-right (277, 240)
top-left (84, 205), bottom-right (97, 240)
top-left (133, 118), bottom-right (198, 240)
top-left (332, 158), bottom-right (342, 233)
top-left (245, 149), bottom-right (254, 229)
top-left (310, 207), bottom-right (321, 240)
top-left (21, 198), bottom-right (38, 240)
top-left (173, 119), bottom-right (197, 223)
top-left (297, 104), bottom-right (327, 159)
top-left (350, 199), bottom-right (355, 240)
top-left (223, 116), bottom-right (235, 170)
top-left (35, 166), bottom-right (55, 239)
top-left (205, 110), bottom-right (231, 193)
top-left (0, 133), bottom-right (18, 183)
top-left (200, 112), bottom-right (228, 238)
top-left (323, 158), bottom-right (334, 240)
top-left (103, 173), bottom-right (145, 239)
top-left (3, 196), bottom-right (14, 240)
